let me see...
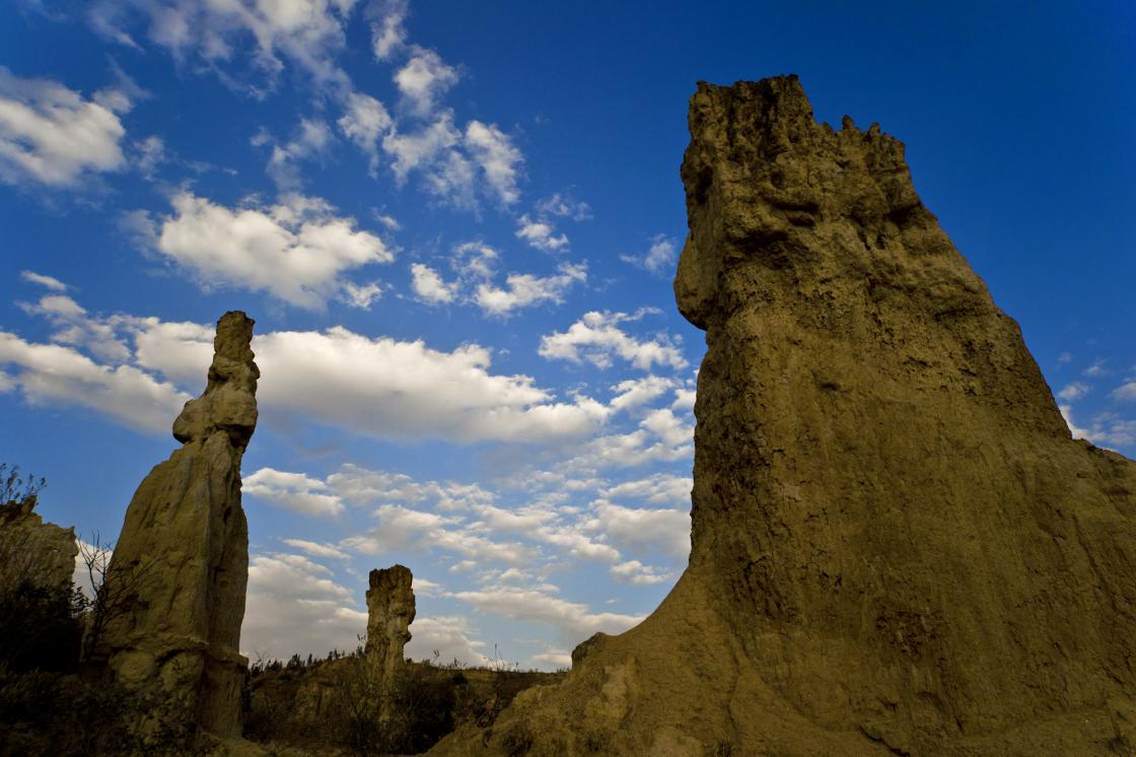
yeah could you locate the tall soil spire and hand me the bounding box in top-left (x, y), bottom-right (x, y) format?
top-left (430, 76), bottom-right (1136, 755)
top-left (97, 311), bottom-right (258, 738)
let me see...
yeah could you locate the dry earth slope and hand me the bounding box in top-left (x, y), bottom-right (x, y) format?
top-left (430, 76), bottom-right (1136, 756)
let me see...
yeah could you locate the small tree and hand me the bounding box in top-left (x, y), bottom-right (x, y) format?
top-left (76, 533), bottom-right (157, 665)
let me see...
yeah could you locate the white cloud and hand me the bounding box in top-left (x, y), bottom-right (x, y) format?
top-left (244, 467), bottom-right (346, 517)
top-left (264, 118), bottom-right (333, 190)
top-left (640, 408), bottom-right (693, 447)
top-left (585, 500), bottom-right (690, 561)
top-left (539, 309), bottom-right (687, 371)
top-left (602, 473), bottom-right (692, 506)
top-left (342, 280), bottom-right (384, 309)
top-left (620, 234), bottom-right (676, 274)
top-left (337, 91), bottom-right (392, 175)
top-left (133, 134), bottom-right (165, 178)
top-left (1084, 360), bottom-right (1107, 377)
top-left (451, 241), bottom-right (498, 279)
top-left (405, 615), bottom-right (489, 667)
top-left (410, 263), bottom-right (459, 304)
top-left (394, 47), bottom-right (459, 116)
top-left (565, 422), bottom-right (693, 472)
top-left (452, 585), bottom-right (643, 643)
top-left (0, 67), bottom-right (131, 187)
top-left (608, 376), bottom-right (675, 414)
top-left (369, 0), bottom-right (408, 61)
top-left (1060, 404), bottom-right (1135, 452)
top-left (1057, 382), bottom-right (1090, 401)
top-left (515, 215), bottom-right (568, 252)
top-left (19, 270), bottom-right (69, 291)
top-left (0, 331), bottom-right (188, 433)
top-left (671, 387), bottom-right (696, 412)
top-left (282, 538), bottom-right (349, 560)
top-left (343, 504), bottom-right (537, 567)
top-left (328, 464), bottom-right (495, 511)
top-left (17, 294), bottom-right (131, 361)
top-left (475, 263), bottom-right (587, 317)
top-left (381, 113), bottom-right (525, 209)
top-left (250, 327), bottom-right (609, 441)
top-left (88, 0), bottom-right (357, 95)
top-left (1113, 382), bottom-right (1136, 401)
top-left (610, 559), bottom-right (672, 586)
top-left (536, 193), bottom-right (591, 221)
top-left (530, 649), bottom-right (571, 669)
top-left (8, 298), bottom-right (614, 444)
top-left (464, 121), bottom-right (522, 205)
top-left (146, 191), bottom-right (393, 309)
top-left (242, 552), bottom-right (365, 660)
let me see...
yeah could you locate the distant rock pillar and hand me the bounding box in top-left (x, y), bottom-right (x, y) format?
top-left (365, 564), bottom-right (415, 681)
top-left (97, 311), bottom-right (258, 738)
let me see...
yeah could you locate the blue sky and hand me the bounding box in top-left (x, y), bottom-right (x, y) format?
top-left (1, 0), bottom-right (1132, 670)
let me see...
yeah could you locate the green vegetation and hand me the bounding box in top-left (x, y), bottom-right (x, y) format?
top-left (244, 650), bottom-right (564, 755)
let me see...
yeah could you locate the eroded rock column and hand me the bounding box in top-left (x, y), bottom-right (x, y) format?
top-left (365, 564), bottom-right (415, 682)
top-left (428, 76), bottom-right (1136, 756)
top-left (97, 311), bottom-right (258, 738)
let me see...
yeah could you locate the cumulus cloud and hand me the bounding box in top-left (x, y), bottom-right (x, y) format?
top-left (88, 0), bottom-right (357, 94)
top-left (394, 47), bottom-right (459, 116)
top-left (343, 504), bottom-right (538, 567)
top-left (249, 327), bottom-right (609, 441)
top-left (244, 468), bottom-right (346, 517)
top-left (405, 615), bottom-right (489, 666)
top-left (515, 215), bottom-right (568, 252)
top-left (369, 0), bottom-right (408, 61)
top-left (0, 67), bottom-right (131, 187)
top-left (536, 193), bottom-right (591, 221)
top-left (327, 463), bottom-right (495, 511)
top-left (1057, 382), bottom-right (1090, 401)
top-left (475, 263), bottom-right (587, 317)
top-left (19, 270), bottom-right (68, 291)
top-left (10, 297), bottom-right (614, 444)
top-left (602, 473), bottom-right (692, 506)
top-left (140, 191), bottom-right (393, 309)
top-left (282, 538), bottom-right (349, 560)
top-left (381, 112), bottom-right (523, 208)
top-left (620, 234), bottom-right (677, 274)
top-left (410, 263), bottom-right (459, 304)
top-left (584, 500), bottom-right (691, 561)
top-left (337, 91), bottom-right (392, 175)
top-left (608, 376), bottom-right (675, 414)
top-left (0, 331), bottom-right (188, 432)
top-left (610, 559), bottom-right (672, 586)
top-left (464, 121), bottom-right (522, 205)
top-left (242, 552), bottom-right (365, 660)
top-left (1113, 381), bottom-right (1136, 401)
top-left (452, 585), bottom-right (643, 644)
top-left (671, 387), bottom-right (696, 412)
top-left (539, 309), bottom-right (687, 371)
top-left (262, 117), bottom-right (334, 190)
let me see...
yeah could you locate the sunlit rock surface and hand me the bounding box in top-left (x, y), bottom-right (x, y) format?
top-left (366, 564), bottom-right (416, 682)
top-left (98, 311), bottom-right (258, 738)
top-left (429, 76), bottom-right (1136, 755)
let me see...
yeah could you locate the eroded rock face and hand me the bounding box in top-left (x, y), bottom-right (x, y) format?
top-left (430, 76), bottom-right (1136, 755)
top-left (366, 564), bottom-right (415, 681)
top-left (0, 496), bottom-right (77, 594)
top-left (98, 311), bottom-right (258, 738)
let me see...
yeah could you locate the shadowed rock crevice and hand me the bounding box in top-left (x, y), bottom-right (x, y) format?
top-left (96, 311), bottom-right (258, 739)
top-left (428, 76), bottom-right (1136, 755)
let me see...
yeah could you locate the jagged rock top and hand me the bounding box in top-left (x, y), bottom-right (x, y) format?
top-left (675, 74), bottom-right (1068, 440)
top-left (678, 75), bottom-right (973, 327)
top-left (173, 311), bottom-right (259, 448)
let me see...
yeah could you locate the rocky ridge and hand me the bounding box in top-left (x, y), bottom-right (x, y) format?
top-left (429, 76), bottom-right (1136, 755)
